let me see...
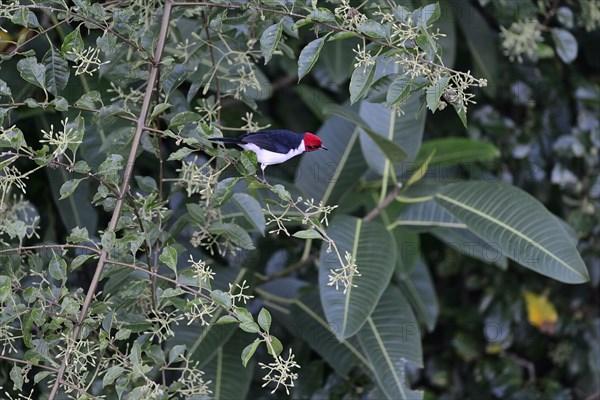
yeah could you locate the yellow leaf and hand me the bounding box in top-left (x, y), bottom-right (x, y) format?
top-left (405, 149), bottom-right (436, 188)
top-left (523, 291), bottom-right (558, 334)
top-left (0, 31), bottom-right (13, 52)
top-left (485, 342), bottom-right (504, 354)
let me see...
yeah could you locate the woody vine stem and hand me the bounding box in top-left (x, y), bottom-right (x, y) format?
top-left (46, 1), bottom-right (174, 398)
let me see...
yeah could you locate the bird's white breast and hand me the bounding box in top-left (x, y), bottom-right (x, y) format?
top-left (241, 141), bottom-right (306, 166)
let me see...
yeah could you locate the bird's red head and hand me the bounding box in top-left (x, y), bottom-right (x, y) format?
top-left (303, 132), bottom-right (327, 152)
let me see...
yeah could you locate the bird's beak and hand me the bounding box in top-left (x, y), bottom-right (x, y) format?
top-left (321, 146), bottom-right (328, 151)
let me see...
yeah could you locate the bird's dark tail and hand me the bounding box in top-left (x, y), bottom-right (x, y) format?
top-left (209, 137), bottom-right (244, 145)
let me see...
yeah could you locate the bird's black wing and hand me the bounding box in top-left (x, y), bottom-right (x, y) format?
top-left (241, 130), bottom-right (303, 154)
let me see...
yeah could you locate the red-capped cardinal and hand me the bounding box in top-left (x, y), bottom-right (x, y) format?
top-left (210, 130), bottom-right (327, 182)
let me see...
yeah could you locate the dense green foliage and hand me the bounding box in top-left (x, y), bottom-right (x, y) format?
top-left (0, 0), bottom-right (598, 399)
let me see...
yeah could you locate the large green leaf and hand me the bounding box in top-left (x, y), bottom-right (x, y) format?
top-left (202, 333), bottom-right (254, 400)
top-left (414, 138), bottom-right (500, 167)
top-left (432, 1), bottom-right (457, 67)
top-left (452, 0), bottom-right (498, 97)
top-left (231, 192), bottom-right (265, 233)
top-left (359, 60), bottom-right (426, 176)
top-left (394, 199), bottom-right (466, 232)
top-left (47, 168), bottom-right (98, 233)
top-left (435, 182), bottom-right (589, 283)
top-left (295, 84), bottom-right (335, 121)
top-left (356, 285), bottom-right (423, 399)
top-left (290, 288), bottom-right (368, 377)
top-left (295, 114), bottom-right (367, 205)
top-left (392, 228), bottom-right (420, 276)
top-left (319, 216), bottom-right (396, 340)
top-left (397, 258), bottom-right (439, 332)
top-left (359, 94), bottom-right (426, 174)
top-left (170, 322), bottom-right (237, 367)
top-left (393, 200), bottom-right (508, 268)
top-left (324, 104), bottom-right (407, 162)
top-left (320, 38), bottom-right (358, 85)
top-left (432, 226), bottom-right (508, 270)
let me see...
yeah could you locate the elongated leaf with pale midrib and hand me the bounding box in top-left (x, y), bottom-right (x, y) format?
top-left (295, 114), bottom-right (367, 205)
top-left (290, 288), bottom-right (368, 377)
top-left (324, 103), bottom-right (407, 162)
top-left (319, 216), bottom-right (396, 340)
top-left (356, 285), bottom-right (423, 399)
top-left (394, 200), bottom-right (508, 269)
top-left (396, 200), bottom-right (465, 231)
top-left (414, 137), bottom-right (500, 167)
top-left (435, 181), bottom-right (589, 283)
top-left (203, 333), bottom-right (254, 400)
top-left (397, 258), bottom-right (439, 332)
top-left (231, 192), bottom-right (265, 233)
top-left (359, 59), bottom-right (426, 176)
top-left (452, 0), bottom-right (497, 89)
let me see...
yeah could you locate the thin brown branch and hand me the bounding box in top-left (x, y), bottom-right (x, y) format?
top-left (0, 243), bottom-right (100, 255)
top-left (505, 352), bottom-right (536, 383)
top-left (202, 10), bottom-right (221, 123)
top-left (102, 258), bottom-right (209, 302)
top-left (0, 102), bottom-right (164, 134)
top-left (2, 18), bottom-right (68, 61)
top-left (586, 391), bottom-right (600, 400)
top-left (363, 183), bottom-right (402, 222)
top-left (0, 243), bottom-right (214, 306)
top-left (541, 0), bottom-right (561, 27)
top-left (0, 355), bottom-right (94, 397)
top-left (259, 255), bottom-right (315, 282)
top-left (47, 0), bottom-right (174, 397)
top-left (0, 355), bottom-right (58, 371)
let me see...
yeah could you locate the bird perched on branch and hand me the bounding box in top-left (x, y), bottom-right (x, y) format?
top-left (210, 130), bottom-right (327, 182)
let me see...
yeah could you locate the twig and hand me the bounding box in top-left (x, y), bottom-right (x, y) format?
top-left (0, 102), bottom-right (164, 134)
top-left (2, 18), bottom-right (68, 61)
top-left (0, 243), bottom-right (215, 302)
top-left (541, 0), bottom-right (561, 27)
top-left (0, 355), bottom-right (57, 371)
top-left (0, 243), bottom-right (99, 255)
top-left (586, 391), bottom-right (600, 400)
top-left (505, 352), bottom-right (536, 383)
top-left (202, 10), bottom-right (221, 123)
top-left (258, 256), bottom-right (315, 282)
top-left (363, 183), bottom-right (402, 222)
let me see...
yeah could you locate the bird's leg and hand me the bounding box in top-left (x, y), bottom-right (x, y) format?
top-left (262, 165), bottom-right (268, 183)
top-left (257, 164), bottom-right (267, 183)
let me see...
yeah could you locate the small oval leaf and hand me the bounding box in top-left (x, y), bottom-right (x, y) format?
top-left (298, 38), bottom-right (326, 81)
top-left (260, 22), bottom-right (283, 64)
